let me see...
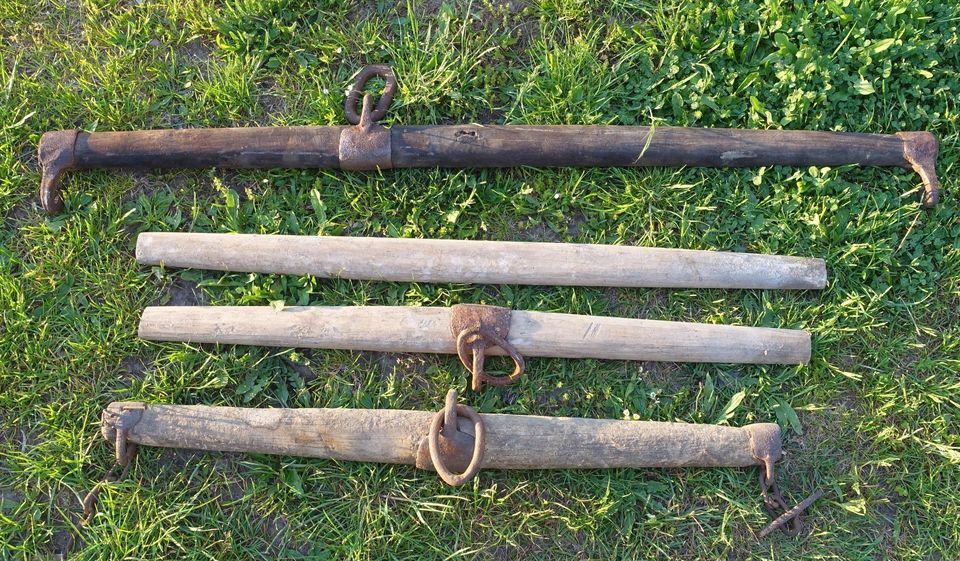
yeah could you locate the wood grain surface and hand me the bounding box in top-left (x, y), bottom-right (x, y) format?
top-left (136, 233), bottom-right (827, 290)
top-left (104, 402), bottom-right (781, 470)
top-left (138, 306), bottom-right (812, 364)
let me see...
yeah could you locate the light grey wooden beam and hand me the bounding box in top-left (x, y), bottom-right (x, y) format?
top-left (136, 233), bottom-right (827, 290)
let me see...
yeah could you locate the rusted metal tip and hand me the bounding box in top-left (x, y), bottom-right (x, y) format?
top-left (745, 423), bottom-right (782, 480)
top-left (896, 131), bottom-right (939, 208)
top-left (87, 402), bottom-right (143, 526)
top-left (758, 487), bottom-right (825, 539)
top-left (38, 129), bottom-right (79, 215)
top-left (101, 402), bottom-right (145, 441)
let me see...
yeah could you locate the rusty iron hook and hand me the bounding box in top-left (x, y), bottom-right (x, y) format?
top-left (344, 64), bottom-right (397, 125)
top-left (428, 389), bottom-right (486, 486)
top-left (82, 404), bottom-right (143, 523)
top-left (757, 468), bottom-right (824, 538)
top-left (455, 327), bottom-right (525, 391)
top-left (450, 304), bottom-right (526, 391)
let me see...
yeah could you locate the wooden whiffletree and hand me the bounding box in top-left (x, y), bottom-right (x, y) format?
top-left (97, 391), bottom-right (820, 537)
top-left (139, 304), bottom-right (812, 391)
top-left (39, 65), bottom-right (938, 214)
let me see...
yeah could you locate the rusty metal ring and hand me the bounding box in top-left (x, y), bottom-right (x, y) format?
top-left (428, 391), bottom-right (486, 486)
top-left (345, 64), bottom-right (397, 125)
top-left (455, 327), bottom-right (525, 391)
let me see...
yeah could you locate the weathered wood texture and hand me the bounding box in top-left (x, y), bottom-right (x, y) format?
top-left (136, 233), bottom-right (827, 290)
top-left (71, 126), bottom-right (913, 169)
top-left (76, 127), bottom-right (344, 169)
top-left (39, 126), bottom-right (938, 215)
top-left (138, 306), bottom-right (811, 364)
top-left (103, 402), bottom-right (780, 469)
top-left (392, 126), bottom-right (910, 168)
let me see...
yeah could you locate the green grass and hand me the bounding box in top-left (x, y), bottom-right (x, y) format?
top-left (1, 0), bottom-right (959, 558)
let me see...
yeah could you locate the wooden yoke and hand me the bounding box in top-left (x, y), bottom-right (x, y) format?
top-left (138, 305), bottom-right (813, 371)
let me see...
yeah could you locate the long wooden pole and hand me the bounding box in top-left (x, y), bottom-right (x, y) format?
top-left (103, 401), bottom-right (781, 470)
top-left (135, 233), bottom-right (827, 290)
top-left (39, 124), bottom-right (939, 214)
top-left (138, 306), bottom-right (811, 364)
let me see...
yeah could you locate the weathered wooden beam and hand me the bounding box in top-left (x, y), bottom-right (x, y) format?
top-left (38, 63), bottom-right (938, 213)
top-left (38, 125), bottom-right (940, 214)
top-left (102, 401), bottom-right (781, 471)
top-left (135, 233), bottom-right (828, 290)
top-left (138, 305), bottom-right (812, 365)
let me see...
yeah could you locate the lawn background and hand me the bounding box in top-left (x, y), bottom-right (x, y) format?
top-left (1, 0), bottom-right (958, 559)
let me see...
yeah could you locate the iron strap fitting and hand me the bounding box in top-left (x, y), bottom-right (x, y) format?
top-left (338, 64), bottom-right (395, 171)
top-left (82, 402), bottom-right (145, 523)
top-left (749, 425), bottom-right (824, 538)
top-left (415, 389), bottom-right (486, 486)
top-left (450, 304), bottom-right (525, 391)
top-left (37, 128), bottom-right (79, 214)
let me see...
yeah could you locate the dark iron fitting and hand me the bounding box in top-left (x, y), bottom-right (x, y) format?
top-left (338, 94), bottom-right (392, 171)
top-left (338, 64), bottom-right (394, 171)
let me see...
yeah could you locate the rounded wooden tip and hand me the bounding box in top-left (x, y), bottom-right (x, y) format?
top-left (134, 233), bottom-right (151, 264)
top-left (798, 331), bottom-right (812, 364)
top-left (137, 308), bottom-right (157, 339)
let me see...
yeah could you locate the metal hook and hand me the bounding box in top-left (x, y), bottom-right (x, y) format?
top-left (450, 304), bottom-right (525, 391)
top-left (757, 467), bottom-right (824, 538)
top-left (344, 65), bottom-right (397, 125)
top-left (82, 403), bottom-right (144, 523)
top-left (427, 389), bottom-right (486, 486)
